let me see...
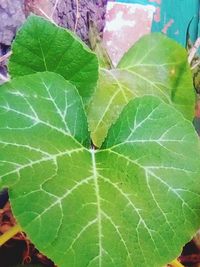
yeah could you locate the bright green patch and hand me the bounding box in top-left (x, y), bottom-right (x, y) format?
top-left (0, 72), bottom-right (199, 267)
top-left (88, 34), bottom-right (195, 147)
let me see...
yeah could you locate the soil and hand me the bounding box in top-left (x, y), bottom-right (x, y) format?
top-left (0, 0), bottom-right (107, 53)
top-left (0, 191), bottom-right (56, 267)
top-left (0, 0), bottom-right (107, 81)
top-left (52, 0), bottom-right (107, 43)
top-left (0, 0), bottom-right (26, 79)
top-left (0, 0), bottom-right (25, 48)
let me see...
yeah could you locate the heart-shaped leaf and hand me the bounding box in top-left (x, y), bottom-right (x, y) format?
top-left (88, 33), bottom-right (195, 147)
top-left (0, 72), bottom-right (200, 267)
top-left (8, 15), bottom-right (98, 104)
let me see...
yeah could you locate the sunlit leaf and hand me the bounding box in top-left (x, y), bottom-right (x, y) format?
top-left (0, 73), bottom-right (199, 267)
top-left (88, 33), bottom-right (195, 147)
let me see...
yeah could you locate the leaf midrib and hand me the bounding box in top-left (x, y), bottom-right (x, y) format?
top-left (91, 148), bottom-right (103, 267)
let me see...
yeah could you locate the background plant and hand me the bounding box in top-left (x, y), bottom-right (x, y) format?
top-left (0, 15), bottom-right (199, 267)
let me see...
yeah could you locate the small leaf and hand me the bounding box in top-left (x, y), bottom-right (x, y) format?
top-left (88, 33), bottom-right (195, 147)
top-left (8, 15), bottom-right (99, 104)
top-left (0, 72), bottom-right (199, 267)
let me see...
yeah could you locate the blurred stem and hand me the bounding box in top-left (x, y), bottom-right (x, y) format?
top-left (188, 37), bottom-right (200, 64)
top-left (170, 259), bottom-right (184, 267)
top-left (0, 51), bottom-right (12, 63)
top-left (0, 73), bottom-right (9, 82)
top-left (0, 224), bottom-right (22, 246)
top-left (88, 20), bottom-right (113, 69)
top-left (74, 0), bottom-right (79, 32)
top-left (191, 59), bottom-right (200, 70)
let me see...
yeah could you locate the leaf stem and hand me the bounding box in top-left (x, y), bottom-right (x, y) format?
top-left (74, 0), bottom-right (79, 33)
top-left (0, 224), bottom-right (22, 246)
top-left (191, 59), bottom-right (200, 70)
top-left (188, 37), bottom-right (200, 64)
top-left (50, 0), bottom-right (60, 19)
top-left (0, 51), bottom-right (12, 63)
top-left (170, 259), bottom-right (185, 267)
top-left (0, 73), bottom-right (10, 82)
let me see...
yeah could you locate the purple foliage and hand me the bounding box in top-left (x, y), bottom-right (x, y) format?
top-left (53, 0), bottom-right (108, 43)
top-left (0, 0), bottom-right (25, 49)
top-left (0, 0), bottom-right (25, 78)
top-left (0, 0), bottom-right (108, 77)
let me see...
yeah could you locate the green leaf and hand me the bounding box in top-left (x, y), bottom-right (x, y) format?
top-left (0, 72), bottom-right (90, 188)
top-left (8, 15), bottom-right (98, 104)
top-left (88, 33), bottom-right (195, 147)
top-left (0, 73), bottom-right (200, 267)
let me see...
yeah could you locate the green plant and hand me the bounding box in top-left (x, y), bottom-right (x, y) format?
top-left (0, 15), bottom-right (200, 267)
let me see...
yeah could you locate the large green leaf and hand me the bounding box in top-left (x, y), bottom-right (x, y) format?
top-left (0, 73), bottom-right (200, 267)
top-left (0, 72), bottom-right (90, 188)
top-left (88, 33), bottom-right (195, 147)
top-left (8, 15), bottom-right (98, 104)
